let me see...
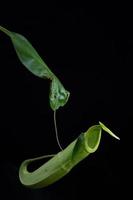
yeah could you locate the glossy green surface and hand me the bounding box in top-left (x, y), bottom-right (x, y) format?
top-left (0, 26), bottom-right (70, 111)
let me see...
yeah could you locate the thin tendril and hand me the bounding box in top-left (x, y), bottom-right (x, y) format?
top-left (54, 111), bottom-right (63, 151)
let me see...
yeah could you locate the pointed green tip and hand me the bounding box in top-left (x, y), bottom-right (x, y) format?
top-left (99, 121), bottom-right (120, 140)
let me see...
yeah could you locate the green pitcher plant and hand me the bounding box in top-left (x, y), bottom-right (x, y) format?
top-left (0, 26), bottom-right (120, 189)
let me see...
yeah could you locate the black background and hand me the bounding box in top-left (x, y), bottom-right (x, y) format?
top-left (0, 4), bottom-right (130, 200)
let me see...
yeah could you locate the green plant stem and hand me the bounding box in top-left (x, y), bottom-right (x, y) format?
top-left (54, 111), bottom-right (63, 150)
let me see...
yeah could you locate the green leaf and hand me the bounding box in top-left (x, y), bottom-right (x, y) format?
top-left (0, 25), bottom-right (70, 111)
